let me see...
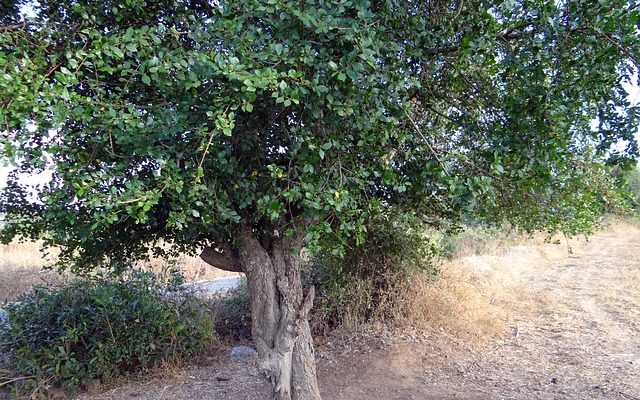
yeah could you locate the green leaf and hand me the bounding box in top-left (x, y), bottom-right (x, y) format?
top-left (112, 47), bottom-right (125, 59)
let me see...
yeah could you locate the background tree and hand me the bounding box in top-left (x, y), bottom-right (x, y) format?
top-left (1, 0), bottom-right (638, 399)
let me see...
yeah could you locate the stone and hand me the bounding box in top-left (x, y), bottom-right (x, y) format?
top-left (86, 379), bottom-right (101, 394)
top-left (230, 345), bottom-right (257, 361)
top-left (0, 308), bottom-right (9, 330)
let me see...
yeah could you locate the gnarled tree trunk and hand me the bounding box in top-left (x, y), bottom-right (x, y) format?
top-left (201, 224), bottom-right (321, 400)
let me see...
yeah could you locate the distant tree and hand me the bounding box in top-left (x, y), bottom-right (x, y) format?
top-left (1, 1), bottom-right (638, 398)
top-left (618, 166), bottom-right (640, 209)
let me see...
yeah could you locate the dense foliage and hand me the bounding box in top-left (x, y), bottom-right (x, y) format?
top-left (0, 0), bottom-right (637, 270)
top-left (212, 278), bottom-right (253, 339)
top-left (0, 271), bottom-right (213, 397)
top-left (307, 211), bottom-right (439, 334)
top-left (619, 167), bottom-right (640, 210)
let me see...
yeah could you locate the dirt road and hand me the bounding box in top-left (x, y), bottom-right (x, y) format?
top-left (77, 223), bottom-right (640, 400)
top-left (318, 223), bottom-right (640, 399)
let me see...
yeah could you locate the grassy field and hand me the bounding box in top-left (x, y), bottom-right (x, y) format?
top-left (0, 241), bottom-right (239, 303)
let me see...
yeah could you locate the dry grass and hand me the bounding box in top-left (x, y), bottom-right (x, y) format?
top-left (0, 241), bottom-right (65, 303)
top-left (395, 227), bottom-right (594, 346)
top-left (0, 241), bottom-right (239, 303)
top-left (140, 254), bottom-right (240, 284)
top-left (398, 268), bottom-right (509, 343)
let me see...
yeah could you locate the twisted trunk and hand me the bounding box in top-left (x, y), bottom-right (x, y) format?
top-left (203, 225), bottom-right (321, 400)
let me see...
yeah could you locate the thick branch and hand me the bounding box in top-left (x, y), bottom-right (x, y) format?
top-left (0, 22), bottom-right (26, 33)
top-left (200, 245), bottom-right (243, 272)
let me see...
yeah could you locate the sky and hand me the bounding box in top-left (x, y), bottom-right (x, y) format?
top-left (0, 166), bottom-right (7, 188)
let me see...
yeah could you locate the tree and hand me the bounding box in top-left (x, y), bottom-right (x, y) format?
top-left (1, 0), bottom-right (638, 398)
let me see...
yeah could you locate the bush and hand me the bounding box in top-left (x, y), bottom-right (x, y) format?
top-left (306, 211), bottom-right (439, 335)
top-left (622, 167), bottom-right (640, 212)
top-left (0, 269), bottom-right (214, 398)
top-left (211, 278), bottom-right (252, 340)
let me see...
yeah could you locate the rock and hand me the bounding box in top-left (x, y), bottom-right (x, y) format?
top-left (86, 379), bottom-right (101, 394)
top-left (230, 345), bottom-right (257, 361)
top-left (0, 308), bottom-right (9, 330)
top-left (313, 335), bottom-right (326, 346)
top-left (0, 308), bottom-right (10, 368)
top-left (216, 373), bottom-right (231, 381)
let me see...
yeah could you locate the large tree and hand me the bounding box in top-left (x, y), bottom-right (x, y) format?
top-left (1, 0), bottom-right (638, 398)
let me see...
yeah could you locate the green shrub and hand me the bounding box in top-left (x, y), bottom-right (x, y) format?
top-left (211, 278), bottom-right (252, 340)
top-left (621, 167), bottom-right (640, 212)
top-left (306, 211), bottom-right (439, 335)
top-left (0, 270), bottom-right (214, 398)
top-left (188, 212), bottom-right (442, 342)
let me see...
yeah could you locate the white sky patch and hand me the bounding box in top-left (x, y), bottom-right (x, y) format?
top-left (621, 71), bottom-right (640, 146)
top-left (0, 166), bottom-right (9, 189)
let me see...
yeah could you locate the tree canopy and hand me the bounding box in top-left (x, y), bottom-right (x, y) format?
top-left (1, 0), bottom-right (638, 269)
top-left (1, 1), bottom-right (639, 398)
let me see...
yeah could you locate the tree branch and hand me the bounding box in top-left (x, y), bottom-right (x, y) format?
top-left (200, 244), bottom-right (243, 272)
top-left (0, 22), bottom-right (27, 33)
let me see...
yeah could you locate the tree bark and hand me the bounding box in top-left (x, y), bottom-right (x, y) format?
top-left (234, 225), bottom-right (321, 400)
top-left (200, 244), bottom-right (243, 273)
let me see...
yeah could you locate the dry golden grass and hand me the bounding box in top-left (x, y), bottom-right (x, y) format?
top-left (395, 226), bottom-right (597, 345)
top-left (140, 254), bottom-right (240, 283)
top-left (0, 241), bottom-right (239, 303)
top-left (398, 268), bottom-right (509, 343)
top-left (0, 241), bottom-right (65, 303)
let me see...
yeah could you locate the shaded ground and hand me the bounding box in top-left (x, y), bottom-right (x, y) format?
top-left (73, 223), bottom-right (639, 400)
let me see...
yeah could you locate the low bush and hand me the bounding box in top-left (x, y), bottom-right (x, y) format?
top-left (306, 212), bottom-right (440, 335)
top-left (211, 278), bottom-right (252, 340)
top-left (0, 269), bottom-right (214, 398)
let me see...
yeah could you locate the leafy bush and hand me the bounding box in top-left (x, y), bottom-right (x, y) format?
top-left (211, 278), bottom-right (252, 340)
top-left (621, 167), bottom-right (640, 212)
top-left (0, 270), bottom-right (214, 398)
top-left (306, 212), bottom-right (439, 335)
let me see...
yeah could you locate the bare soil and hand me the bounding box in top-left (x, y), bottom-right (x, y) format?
top-left (74, 223), bottom-right (639, 400)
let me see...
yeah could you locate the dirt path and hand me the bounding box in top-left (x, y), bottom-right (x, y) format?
top-left (318, 224), bottom-right (640, 399)
top-left (76, 223), bottom-right (640, 400)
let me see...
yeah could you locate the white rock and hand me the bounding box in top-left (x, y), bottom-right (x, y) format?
top-left (0, 308), bottom-right (9, 330)
top-left (230, 345), bottom-right (257, 361)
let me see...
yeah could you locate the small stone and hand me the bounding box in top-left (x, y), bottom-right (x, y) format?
top-left (86, 379), bottom-right (101, 394)
top-left (47, 388), bottom-right (66, 400)
top-left (0, 308), bottom-right (9, 330)
top-left (230, 345), bottom-right (257, 361)
top-left (313, 335), bottom-right (326, 346)
top-left (216, 373), bottom-right (232, 381)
